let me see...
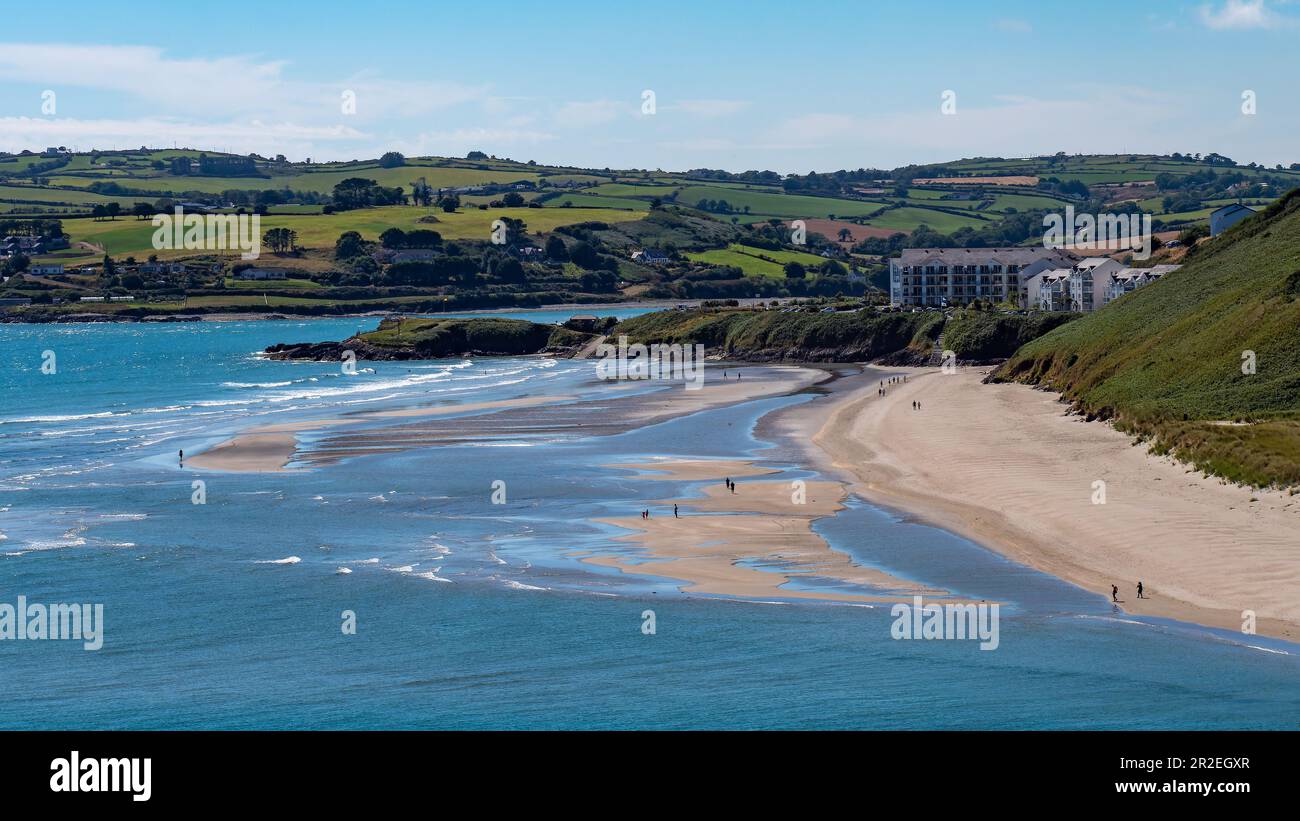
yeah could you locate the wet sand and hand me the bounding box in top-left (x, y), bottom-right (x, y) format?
top-left (801, 366), bottom-right (1300, 641)
top-left (588, 459), bottom-right (945, 603)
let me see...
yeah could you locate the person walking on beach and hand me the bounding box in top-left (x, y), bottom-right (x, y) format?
top-left (178, 449), bottom-right (184, 466)
top-left (1137, 581), bottom-right (1145, 599)
top-left (730, 480), bottom-right (736, 494)
top-left (1111, 584), bottom-right (1118, 603)
top-left (673, 504), bottom-right (679, 519)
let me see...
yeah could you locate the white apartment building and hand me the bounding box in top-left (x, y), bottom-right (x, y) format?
top-left (1103, 264), bottom-right (1181, 305)
top-left (1027, 269), bottom-right (1073, 311)
top-left (1068, 258), bottom-right (1125, 313)
top-left (889, 247), bottom-right (1078, 307)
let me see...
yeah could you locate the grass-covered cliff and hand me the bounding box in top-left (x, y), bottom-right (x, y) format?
top-left (612, 307), bottom-right (942, 363)
top-left (266, 316), bottom-right (595, 360)
top-left (993, 188), bottom-right (1300, 487)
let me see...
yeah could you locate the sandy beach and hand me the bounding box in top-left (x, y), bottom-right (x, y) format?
top-left (589, 458), bottom-right (943, 603)
top-left (806, 366), bottom-right (1300, 641)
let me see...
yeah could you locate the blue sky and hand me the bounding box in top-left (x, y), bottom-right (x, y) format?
top-left (1, 0), bottom-right (1297, 171)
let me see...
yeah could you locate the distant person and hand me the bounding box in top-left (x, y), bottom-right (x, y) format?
top-left (178, 449), bottom-right (184, 465)
top-left (673, 504), bottom-right (679, 519)
top-left (1111, 585), bottom-right (1118, 603)
top-left (1136, 581), bottom-right (1145, 599)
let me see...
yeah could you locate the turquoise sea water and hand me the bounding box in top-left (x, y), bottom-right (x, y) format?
top-left (0, 317), bottom-right (1297, 729)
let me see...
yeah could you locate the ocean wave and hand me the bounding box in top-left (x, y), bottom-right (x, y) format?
top-left (501, 579), bottom-right (547, 591)
top-left (254, 556), bottom-right (301, 565)
top-left (336, 567), bottom-right (353, 575)
top-left (414, 571), bottom-right (452, 583)
top-left (1, 411), bottom-right (122, 425)
top-left (1243, 644), bottom-right (1291, 656)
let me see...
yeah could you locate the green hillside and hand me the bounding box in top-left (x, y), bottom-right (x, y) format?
top-left (994, 189), bottom-right (1300, 487)
top-left (612, 306), bottom-right (941, 362)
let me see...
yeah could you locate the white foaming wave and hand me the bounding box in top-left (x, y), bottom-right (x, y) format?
top-left (461, 441), bottom-right (537, 448)
top-left (389, 564), bottom-right (415, 573)
top-left (94, 513), bottom-right (147, 521)
top-left (12, 536), bottom-right (87, 552)
top-left (414, 571), bottom-right (452, 583)
top-left (1, 411), bottom-right (122, 425)
top-left (1243, 644), bottom-right (1291, 656)
top-left (1076, 614), bottom-right (1149, 627)
top-left (501, 579), bottom-right (547, 591)
top-left (254, 556), bottom-right (301, 565)
top-left (347, 558), bottom-right (380, 564)
top-left (336, 567), bottom-right (353, 575)
top-left (223, 381), bottom-right (293, 389)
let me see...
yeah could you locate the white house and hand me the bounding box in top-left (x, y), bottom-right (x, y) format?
top-left (1068, 257), bottom-right (1125, 313)
top-left (234, 268), bottom-right (287, 280)
top-left (1210, 203), bottom-right (1256, 237)
top-left (1103, 264), bottom-right (1181, 305)
top-left (1026, 269), bottom-right (1073, 312)
top-left (28, 263), bottom-right (64, 276)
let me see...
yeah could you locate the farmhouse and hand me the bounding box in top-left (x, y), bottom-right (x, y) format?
top-left (1210, 203), bottom-right (1256, 237)
top-left (389, 249), bottom-right (439, 264)
top-left (889, 247), bottom-right (1077, 307)
top-left (140, 262), bottom-right (187, 275)
top-left (632, 248), bottom-right (671, 265)
top-left (28, 263), bottom-right (64, 276)
top-left (234, 268), bottom-right (287, 281)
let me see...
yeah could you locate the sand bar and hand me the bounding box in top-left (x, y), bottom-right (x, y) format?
top-left (590, 462), bottom-right (945, 603)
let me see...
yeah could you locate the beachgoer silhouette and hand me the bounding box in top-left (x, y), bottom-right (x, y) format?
top-left (1111, 585), bottom-right (1118, 602)
top-left (673, 504), bottom-right (679, 519)
top-left (1137, 581), bottom-right (1145, 599)
top-left (179, 449), bottom-right (184, 465)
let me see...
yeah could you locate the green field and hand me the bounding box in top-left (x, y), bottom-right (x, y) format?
top-left (42, 206), bottom-right (645, 265)
top-left (685, 243), bottom-right (829, 278)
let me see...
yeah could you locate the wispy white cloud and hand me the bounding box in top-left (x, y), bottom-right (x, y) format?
top-left (0, 43), bottom-right (487, 123)
top-left (1197, 0), bottom-right (1290, 29)
top-left (0, 116), bottom-right (366, 153)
